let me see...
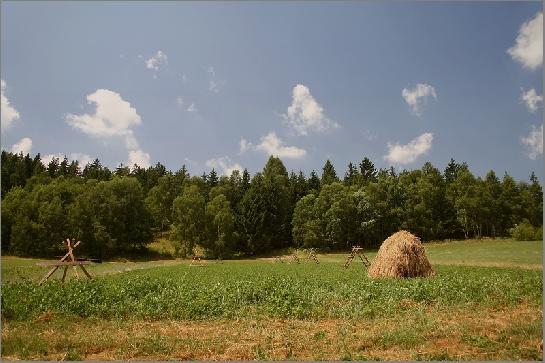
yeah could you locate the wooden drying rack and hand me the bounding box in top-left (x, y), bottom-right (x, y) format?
top-left (37, 239), bottom-right (93, 285)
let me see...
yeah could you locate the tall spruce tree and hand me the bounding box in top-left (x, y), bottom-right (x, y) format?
top-left (321, 160), bottom-right (339, 186)
top-left (344, 162), bottom-right (361, 186)
top-left (359, 157), bottom-right (377, 184)
top-left (308, 170), bottom-right (321, 193)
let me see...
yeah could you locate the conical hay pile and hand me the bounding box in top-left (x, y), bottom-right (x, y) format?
top-left (368, 230), bottom-right (435, 278)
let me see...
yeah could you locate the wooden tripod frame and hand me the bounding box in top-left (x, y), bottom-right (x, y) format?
top-left (343, 246), bottom-right (370, 269)
top-left (306, 248), bottom-right (319, 264)
top-left (38, 239), bottom-right (93, 285)
top-left (189, 256), bottom-right (204, 267)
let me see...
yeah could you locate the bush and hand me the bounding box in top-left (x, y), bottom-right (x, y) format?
top-left (510, 219), bottom-right (541, 241)
top-left (534, 226), bottom-right (543, 241)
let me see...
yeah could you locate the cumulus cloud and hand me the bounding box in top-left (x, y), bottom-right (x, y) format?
top-left (239, 138), bottom-right (252, 154)
top-left (128, 149), bottom-right (151, 168)
top-left (41, 153), bottom-right (94, 167)
top-left (283, 84), bottom-right (338, 135)
top-left (507, 12), bottom-right (543, 70)
top-left (1, 80), bottom-right (21, 130)
top-left (11, 137), bottom-right (32, 155)
top-left (71, 153), bottom-right (94, 166)
top-left (521, 124), bottom-right (543, 160)
top-left (520, 88), bottom-right (543, 112)
top-left (145, 50), bottom-right (168, 71)
top-left (255, 132), bottom-right (306, 159)
top-left (65, 89), bottom-right (141, 138)
top-left (65, 89), bottom-right (150, 168)
top-left (402, 83), bottom-right (437, 116)
top-left (205, 156), bottom-right (243, 176)
top-left (41, 153), bottom-right (65, 166)
top-left (384, 132), bottom-right (433, 165)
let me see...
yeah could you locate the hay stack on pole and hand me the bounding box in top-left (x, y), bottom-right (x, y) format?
top-left (368, 230), bottom-right (435, 278)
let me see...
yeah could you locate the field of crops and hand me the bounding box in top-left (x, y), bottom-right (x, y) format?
top-left (1, 239), bottom-right (543, 360)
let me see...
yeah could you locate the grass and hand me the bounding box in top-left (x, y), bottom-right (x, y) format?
top-left (1, 238), bottom-right (542, 360)
top-left (318, 238), bottom-right (543, 268)
top-left (1, 304), bottom-right (542, 360)
top-left (2, 263), bottom-right (542, 321)
top-left (424, 239), bottom-right (543, 268)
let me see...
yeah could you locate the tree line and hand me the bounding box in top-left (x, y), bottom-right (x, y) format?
top-left (1, 150), bottom-right (542, 258)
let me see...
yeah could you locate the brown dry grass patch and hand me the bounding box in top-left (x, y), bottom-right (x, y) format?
top-left (2, 302), bottom-right (542, 361)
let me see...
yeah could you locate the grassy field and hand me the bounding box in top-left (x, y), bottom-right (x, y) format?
top-left (1, 238), bottom-right (543, 360)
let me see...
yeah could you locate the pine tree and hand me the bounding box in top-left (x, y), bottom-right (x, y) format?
top-left (241, 169), bottom-right (251, 194)
top-left (344, 162), bottom-right (361, 186)
top-left (526, 172), bottom-right (543, 227)
top-left (321, 160), bottom-right (338, 185)
top-left (115, 164), bottom-right (131, 177)
top-left (47, 158), bottom-right (60, 178)
top-left (208, 168), bottom-right (219, 188)
top-left (444, 158), bottom-right (460, 184)
top-left (308, 170), bottom-right (320, 193)
top-left (59, 156), bottom-right (69, 176)
top-left (359, 157), bottom-right (377, 184)
top-left (68, 160), bottom-right (80, 177)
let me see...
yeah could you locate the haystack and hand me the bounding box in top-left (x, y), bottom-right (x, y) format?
top-left (368, 230), bottom-right (435, 278)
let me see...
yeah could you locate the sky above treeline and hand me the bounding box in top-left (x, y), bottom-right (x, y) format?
top-left (1, 1), bottom-right (543, 181)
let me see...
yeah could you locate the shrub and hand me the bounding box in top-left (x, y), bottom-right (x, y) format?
top-left (510, 219), bottom-right (541, 241)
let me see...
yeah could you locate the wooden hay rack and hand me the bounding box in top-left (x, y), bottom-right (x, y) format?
top-left (343, 245), bottom-right (370, 269)
top-left (275, 252), bottom-right (300, 264)
top-left (37, 239), bottom-right (94, 285)
top-left (189, 256), bottom-right (205, 267)
top-left (306, 248), bottom-right (319, 264)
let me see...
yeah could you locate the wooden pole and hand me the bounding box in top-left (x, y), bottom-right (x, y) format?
top-left (38, 239), bottom-right (83, 285)
top-left (61, 266), bottom-right (68, 282)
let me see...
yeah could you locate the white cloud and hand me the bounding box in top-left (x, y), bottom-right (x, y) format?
top-left (1, 79), bottom-right (21, 130)
top-left (402, 83), bottom-right (437, 116)
top-left (186, 103), bottom-right (197, 112)
top-left (65, 89), bottom-right (141, 139)
top-left (65, 89), bottom-right (150, 169)
top-left (41, 153), bottom-right (65, 166)
top-left (128, 149), bottom-right (151, 168)
top-left (176, 96), bottom-right (184, 107)
top-left (384, 132), bottom-right (433, 165)
top-left (255, 132), bottom-right (306, 159)
top-left (181, 74), bottom-right (187, 83)
top-left (11, 137), bottom-right (32, 155)
top-left (521, 124), bottom-right (543, 160)
top-left (41, 153), bottom-right (94, 167)
top-left (283, 84), bottom-right (338, 135)
top-left (145, 50), bottom-right (168, 71)
top-left (239, 138), bottom-right (252, 154)
top-left (520, 88), bottom-right (543, 112)
top-left (507, 12), bottom-right (543, 70)
top-left (205, 156), bottom-right (243, 176)
top-left (71, 153), bottom-right (94, 166)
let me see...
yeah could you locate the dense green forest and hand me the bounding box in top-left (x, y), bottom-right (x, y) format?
top-left (1, 150), bottom-right (542, 259)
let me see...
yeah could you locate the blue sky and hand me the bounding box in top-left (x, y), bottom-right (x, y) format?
top-left (1, 1), bottom-right (543, 181)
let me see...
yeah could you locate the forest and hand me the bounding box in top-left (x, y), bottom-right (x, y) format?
top-left (1, 150), bottom-right (542, 259)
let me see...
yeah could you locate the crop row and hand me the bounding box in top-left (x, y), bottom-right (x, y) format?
top-left (2, 263), bottom-right (542, 321)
